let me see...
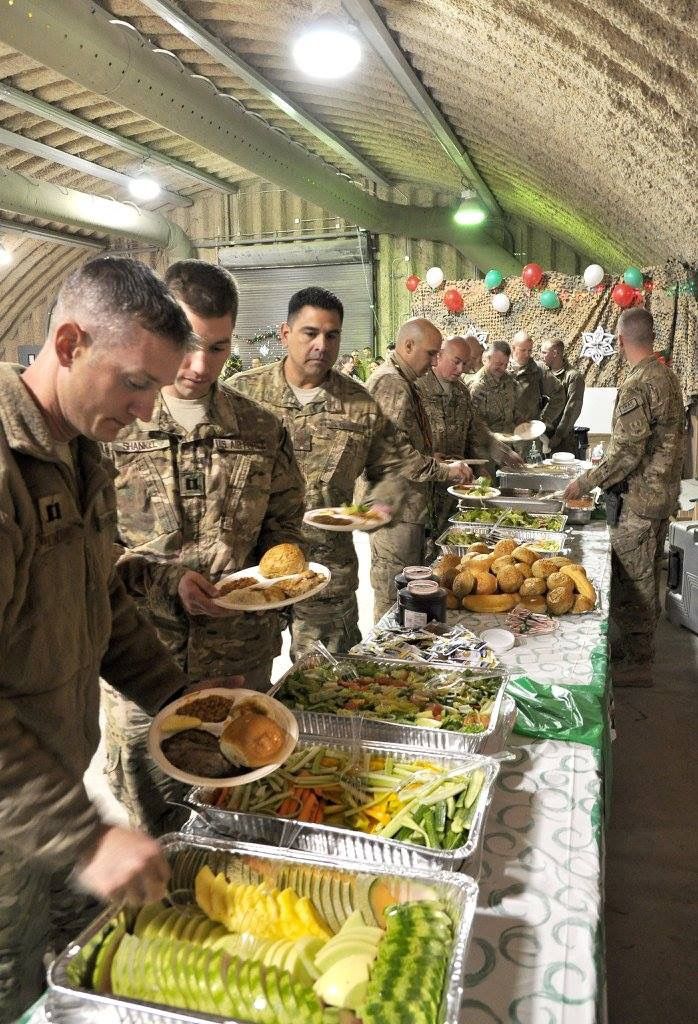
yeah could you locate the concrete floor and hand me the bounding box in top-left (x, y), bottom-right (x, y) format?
top-left (85, 530), bottom-right (698, 1021)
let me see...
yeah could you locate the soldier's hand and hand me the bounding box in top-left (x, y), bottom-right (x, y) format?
top-left (562, 479), bottom-right (583, 501)
top-left (178, 570), bottom-right (236, 618)
top-left (502, 449), bottom-right (525, 468)
top-left (75, 825), bottom-right (170, 905)
top-left (446, 461), bottom-right (474, 484)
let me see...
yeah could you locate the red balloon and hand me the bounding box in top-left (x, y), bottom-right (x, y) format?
top-left (612, 282), bottom-right (635, 308)
top-left (443, 287), bottom-right (464, 313)
top-left (522, 263), bottom-right (544, 288)
top-left (405, 274), bottom-right (420, 292)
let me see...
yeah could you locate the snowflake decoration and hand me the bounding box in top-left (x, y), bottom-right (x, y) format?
top-left (464, 324), bottom-right (489, 348)
top-left (259, 343), bottom-right (270, 357)
top-left (581, 324), bottom-right (615, 365)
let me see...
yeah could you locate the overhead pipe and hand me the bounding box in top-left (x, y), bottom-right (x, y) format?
top-left (2, 0), bottom-right (520, 274)
top-left (0, 168), bottom-right (196, 260)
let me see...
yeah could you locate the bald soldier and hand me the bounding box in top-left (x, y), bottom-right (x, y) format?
top-left (416, 336), bottom-right (523, 545)
top-left (365, 319), bottom-right (473, 617)
top-left (509, 330), bottom-right (565, 434)
top-left (563, 308), bottom-right (684, 687)
top-left (456, 334), bottom-right (484, 386)
top-left (540, 339), bottom-right (586, 454)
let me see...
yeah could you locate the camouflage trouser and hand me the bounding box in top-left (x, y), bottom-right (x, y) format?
top-left (369, 522), bottom-right (426, 621)
top-left (0, 850), bottom-right (100, 1023)
top-left (609, 508), bottom-right (668, 667)
top-left (101, 660), bottom-right (273, 838)
top-left (291, 535), bottom-right (361, 660)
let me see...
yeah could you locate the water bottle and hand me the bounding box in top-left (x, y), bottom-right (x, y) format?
top-left (591, 442), bottom-right (604, 465)
top-left (527, 441), bottom-right (542, 464)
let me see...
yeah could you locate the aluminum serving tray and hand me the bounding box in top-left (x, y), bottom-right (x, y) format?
top-left (270, 652), bottom-right (508, 755)
top-left (47, 832), bottom-right (479, 1024)
top-left (448, 511), bottom-right (568, 533)
top-left (497, 468), bottom-right (579, 491)
top-left (187, 738), bottom-right (499, 875)
top-left (455, 493), bottom-right (563, 514)
top-left (436, 525), bottom-right (568, 557)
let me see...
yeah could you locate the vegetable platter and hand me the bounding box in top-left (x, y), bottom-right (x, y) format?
top-left (48, 833), bottom-right (478, 1024)
top-left (189, 737), bottom-right (498, 872)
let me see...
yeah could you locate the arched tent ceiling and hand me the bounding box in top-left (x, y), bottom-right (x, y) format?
top-left (0, 0), bottom-right (695, 265)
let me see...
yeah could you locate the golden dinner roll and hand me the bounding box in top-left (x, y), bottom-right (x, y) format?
top-left (433, 562), bottom-right (460, 589)
top-left (461, 593), bottom-right (519, 613)
top-left (468, 552), bottom-right (496, 572)
top-left (517, 562), bottom-right (533, 579)
top-left (546, 571), bottom-right (574, 594)
top-left (259, 543), bottom-right (306, 578)
top-left (519, 577), bottom-right (547, 597)
top-left (512, 545), bottom-right (539, 566)
top-left (497, 566), bottom-right (525, 593)
top-left (518, 595), bottom-right (548, 614)
top-left (571, 595), bottom-right (595, 614)
top-left (546, 587), bottom-right (575, 615)
top-left (492, 538), bottom-right (518, 558)
top-left (466, 542), bottom-right (491, 555)
top-left (452, 569), bottom-right (476, 598)
top-left (472, 571), bottom-right (498, 595)
top-left (531, 558), bottom-right (563, 579)
top-left (445, 591), bottom-right (460, 610)
top-left (220, 710), bottom-right (287, 768)
top-left (491, 556), bottom-right (515, 574)
top-left (434, 554), bottom-right (461, 574)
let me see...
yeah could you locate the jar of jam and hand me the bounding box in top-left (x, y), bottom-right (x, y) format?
top-left (394, 565), bottom-right (435, 592)
top-left (397, 580), bottom-right (447, 627)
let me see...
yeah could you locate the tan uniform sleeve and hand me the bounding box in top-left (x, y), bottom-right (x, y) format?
top-left (255, 426), bottom-right (307, 556)
top-left (577, 384), bottom-right (651, 493)
top-left (539, 368), bottom-right (566, 428)
top-left (465, 411), bottom-right (517, 463)
top-left (551, 371), bottom-right (585, 447)
top-left (368, 377), bottom-right (450, 485)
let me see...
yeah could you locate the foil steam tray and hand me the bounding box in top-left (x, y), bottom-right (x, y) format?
top-left (436, 525), bottom-right (567, 557)
top-left (47, 832), bottom-right (479, 1024)
top-left (187, 737), bottom-right (499, 875)
top-left (269, 652), bottom-right (509, 755)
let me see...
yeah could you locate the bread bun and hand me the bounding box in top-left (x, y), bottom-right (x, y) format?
top-left (516, 562), bottom-right (533, 579)
top-left (445, 591), bottom-right (460, 610)
top-left (546, 587), bottom-right (575, 615)
top-left (497, 566), bottom-right (525, 593)
top-left (518, 595), bottom-right (547, 613)
top-left (492, 538), bottom-right (518, 558)
top-left (491, 556), bottom-right (515, 574)
top-left (519, 577), bottom-right (547, 597)
top-left (531, 558), bottom-right (563, 579)
top-left (467, 542), bottom-right (491, 555)
top-left (259, 543), bottom-right (306, 578)
top-left (433, 557), bottom-right (461, 589)
top-left (571, 595), bottom-right (595, 614)
top-left (512, 545), bottom-right (539, 566)
top-left (220, 709), bottom-right (287, 768)
top-left (471, 571), bottom-right (498, 595)
top-left (469, 552), bottom-right (496, 572)
top-left (546, 571), bottom-right (574, 594)
top-left (452, 569), bottom-right (476, 598)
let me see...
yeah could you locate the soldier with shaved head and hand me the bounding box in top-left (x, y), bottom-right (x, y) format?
top-left (364, 319), bottom-right (473, 617)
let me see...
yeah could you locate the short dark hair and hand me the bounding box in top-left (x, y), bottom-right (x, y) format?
top-left (287, 286), bottom-right (344, 325)
top-left (51, 256), bottom-right (191, 349)
top-left (165, 260), bottom-right (238, 320)
top-left (618, 307), bottom-right (654, 345)
top-left (487, 339), bottom-right (511, 359)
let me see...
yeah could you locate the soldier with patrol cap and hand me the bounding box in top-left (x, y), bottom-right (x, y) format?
top-left (234, 292), bottom-right (470, 648)
top-left (102, 260), bottom-right (305, 834)
top-left (563, 307), bottom-right (684, 687)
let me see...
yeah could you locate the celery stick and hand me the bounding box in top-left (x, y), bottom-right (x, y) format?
top-left (464, 769), bottom-right (485, 808)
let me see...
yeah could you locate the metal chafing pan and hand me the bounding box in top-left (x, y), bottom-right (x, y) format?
top-left (47, 832), bottom-right (479, 1024)
top-left (269, 652), bottom-right (508, 754)
top-left (187, 738), bottom-right (499, 875)
top-left (436, 525), bottom-right (567, 557)
top-left (454, 493), bottom-right (563, 513)
top-left (496, 468), bottom-right (580, 491)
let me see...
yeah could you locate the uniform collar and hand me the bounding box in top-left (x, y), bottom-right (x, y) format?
top-left (276, 357), bottom-right (344, 413)
top-left (133, 382), bottom-right (239, 438)
top-left (389, 349), bottom-right (421, 385)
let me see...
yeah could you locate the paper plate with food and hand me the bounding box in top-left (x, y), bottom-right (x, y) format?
top-left (303, 502), bottom-right (391, 532)
top-left (448, 476), bottom-right (501, 500)
top-left (494, 419), bottom-right (546, 443)
top-left (148, 688), bottom-right (299, 787)
top-left (213, 544), bottom-right (330, 611)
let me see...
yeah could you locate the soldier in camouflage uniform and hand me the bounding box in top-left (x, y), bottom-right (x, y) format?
top-left (540, 339), bottom-right (586, 454)
top-left (416, 336), bottom-right (524, 547)
top-left (509, 331), bottom-right (565, 438)
top-left (564, 308), bottom-right (685, 687)
top-left (234, 293), bottom-right (469, 646)
top-left (102, 262), bottom-right (305, 834)
top-left (468, 340), bottom-right (518, 434)
top-left (365, 320), bottom-right (473, 618)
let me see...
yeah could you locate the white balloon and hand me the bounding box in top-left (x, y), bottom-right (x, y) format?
top-left (425, 266), bottom-right (445, 289)
top-left (491, 293), bottom-right (511, 313)
top-left (583, 263), bottom-right (604, 288)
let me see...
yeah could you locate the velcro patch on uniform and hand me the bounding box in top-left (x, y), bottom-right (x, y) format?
top-left (618, 396), bottom-right (641, 417)
top-left (37, 492), bottom-right (66, 531)
top-left (325, 419), bottom-right (364, 433)
top-left (111, 439), bottom-right (170, 452)
top-left (212, 438), bottom-right (266, 453)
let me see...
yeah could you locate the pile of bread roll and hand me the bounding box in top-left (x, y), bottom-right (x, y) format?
top-left (432, 538), bottom-right (597, 615)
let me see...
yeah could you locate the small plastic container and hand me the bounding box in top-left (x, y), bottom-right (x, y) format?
top-left (397, 580), bottom-right (447, 627)
top-left (394, 564), bottom-right (435, 591)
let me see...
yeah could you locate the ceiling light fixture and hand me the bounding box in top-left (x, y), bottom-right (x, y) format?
top-left (0, 244), bottom-right (13, 267)
top-left (454, 189), bottom-right (488, 227)
top-left (292, 18), bottom-right (361, 80)
top-left (128, 175), bottom-right (162, 202)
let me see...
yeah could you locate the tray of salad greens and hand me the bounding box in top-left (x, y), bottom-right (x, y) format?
top-left (188, 739), bottom-right (499, 873)
top-left (449, 507), bottom-right (567, 532)
top-left (271, 654), bottom-right (507, 753)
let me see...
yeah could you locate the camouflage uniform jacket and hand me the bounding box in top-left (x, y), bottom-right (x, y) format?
top-left (415, 370), bottom-right (512, 462)
top-left (364, 353), bottom-right (452, 526)
top-left (468, 368), bottom-right (518, 434)
top-left (104, 382), bottom-right (305, 675)
top-left (508, 359), bottom-right (565, 427)
top-left (546, 358), bottom-right (586, 449)
top-left (0, 363), bottom-right (186, 869)
top-left (578, 355), bottom-right (684, 519)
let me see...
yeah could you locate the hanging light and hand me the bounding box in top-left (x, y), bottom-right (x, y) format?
top-left (454, 189), bottom-right (487, 227)
top-left (292, 18), bottom-right (361, 80)
top-left (128, 175), bottom-right (162, 202)
top-left (0, 244), bottom-right (13, 267)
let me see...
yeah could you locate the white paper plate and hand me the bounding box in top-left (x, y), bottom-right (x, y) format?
top-left (213, 561), bottom-right (331, 611)
top-left (479, 628), bottom-right (516, 654)
top-left (148, 688), bottom-right (299, 788)
top-left (303, 507), bottom-right (391, 533)
top-left (513, 419), bottom-right (546, 441)
top-left (448, 485), bottom-right (501, 499)
top-left (551, 451), bottom-right (575, 463)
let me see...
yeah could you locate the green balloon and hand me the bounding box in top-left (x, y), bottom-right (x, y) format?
top-left (484, 268), bottom-right (503, 290)
top-left (540, 289), bottom-right (560, 309)
top-left (623, 266), bottom-right (643, 288)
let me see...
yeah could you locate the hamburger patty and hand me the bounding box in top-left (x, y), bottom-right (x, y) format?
top-left (161, 729), bottom-right (240, 778)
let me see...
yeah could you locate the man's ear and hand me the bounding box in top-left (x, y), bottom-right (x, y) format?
top-left (403, 337), bottom-right (414, 353)
top-left (279, 321), bottom-right (290, 348)
top-left (53, 321), bottom-right (84, 367)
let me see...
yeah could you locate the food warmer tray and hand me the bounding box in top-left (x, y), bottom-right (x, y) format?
top-left (436, 525), bottom-right (568, 557)
top-left (496, 468), bottom-right (580, 492)
top-left (448, 512), bottom-right (568, 533)
top-left (454, 493), bottom-right (563, 513)
top-left (188, 738), bottom-right (499, 875)
top-left (270, 653), bottom-right (508, 755)
top-left (47, 832), bottom-right (479, 1024)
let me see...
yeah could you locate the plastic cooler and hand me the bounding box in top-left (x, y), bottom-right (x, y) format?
top-left (665, 521), bottom-right (698, 635)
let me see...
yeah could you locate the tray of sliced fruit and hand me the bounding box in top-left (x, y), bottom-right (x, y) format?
top-left (188, 739), bottom-right (498, 873)
top-left (270, 654), bottom-right (507, 754)
top-left (48, 834), bottom-right (478, 1024)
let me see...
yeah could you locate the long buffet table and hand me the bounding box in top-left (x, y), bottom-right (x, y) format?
top-left (20, 524), bottom-right (613, 1024)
